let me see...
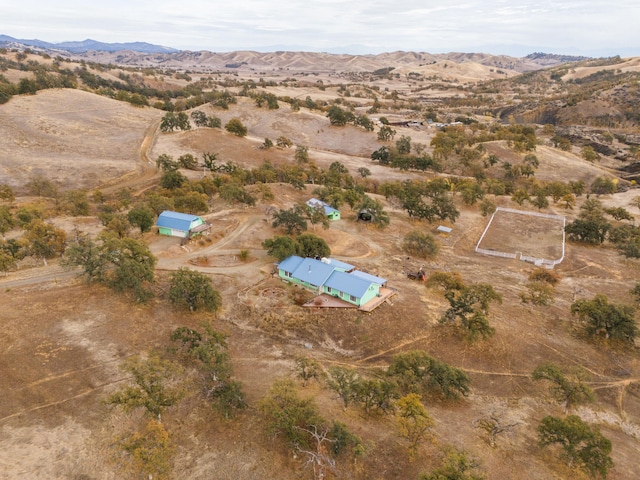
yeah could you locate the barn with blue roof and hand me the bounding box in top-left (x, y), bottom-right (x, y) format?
top-left (156, 211), bottom-right (207, 238)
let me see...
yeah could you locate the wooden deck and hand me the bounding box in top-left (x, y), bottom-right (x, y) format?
top-left (303, 287), bottom-right (398, 312)
top-left (358, 287), bottom-right (397, 312)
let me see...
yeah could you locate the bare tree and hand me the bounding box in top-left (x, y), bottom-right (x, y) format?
top-left (294, 425), bottom-right (337, 480)
top-left (473, 412), bottom-right (519, 447)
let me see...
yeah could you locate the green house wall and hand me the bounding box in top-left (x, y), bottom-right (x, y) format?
top-left (327, 211), bottom-right (341, 221)
top-left (278, 270), bottom-right (322, 292)
top-left (323, 283), bottom-right (380, 306)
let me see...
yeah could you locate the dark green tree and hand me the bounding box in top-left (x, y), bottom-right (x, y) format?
top-left (272, 206), bottom-right (308, 235)
top-left (177, 153), bottom-right (198, 170)
top-left (190, 110), bottom-right (208, 127)
top-left (590, 177), bottom-right (617, 195)
top-left (262, 235), bottom-right (299, 261)
top-left (156, 153), bottom-right (179, 172)
top-left (326, 366), bottom-right (361, 410)
top-left (428, 272), bottom-right (501, 341)
top-left (371, 146), bottom-right (391, 165)
top-left (377, 125), bottom-right (396, 142)
top-left (168, 268), bottom-right (222, 313)
top-left (532, 362), bottom-right (595, 414)
top-left (101, 234), bottom-right (156, 301)
top-left (571, 294), bottom-right (637, 343)
top-left (387, 350), bottom-right (470, 400)
top-left (357, 167), bottom-right (371, 178)
top-left (354, 114), bottom-right (375, 131)
top-left (604, 207), bottom-right (633, 221)
top-left (160, 112), bottom-right (190, 132)
top-left (225, 118), bottom-right (248, 137)
top-left (538, 415), bottom-right (613, 479)
top-left (357, 196), bottom-right (390, 229)
top-left (160, 170), bottom-right (187, 190)
top-left (565, 218), bottom-right (610, 244)
top-left (353, 378), bottom-right (398, 414)
top-left (62, 234), bottom-right (107, 283)
top-left (295, 233), bottom-right (330, 258)
top-left (396, 135), bottom-right (412, 154)
top-left (326, 105), bottom-right (351, 126)
top-left (201, 152), bottom-right (218, 171)
top-left (295, 144), bottom-right (309, 163)
top-left (127, 205), bottom-right (155, 233)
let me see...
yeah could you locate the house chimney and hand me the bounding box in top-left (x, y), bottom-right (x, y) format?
top-left (308, 265), bottom-right (311, 274)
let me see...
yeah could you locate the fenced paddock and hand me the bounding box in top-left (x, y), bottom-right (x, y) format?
top-left (475, 207), bottom-right (566, 268)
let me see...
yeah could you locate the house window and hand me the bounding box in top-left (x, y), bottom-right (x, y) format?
top-left (350, 295), bottom-right (357, 302)
top-left (327, 287), bottom-right (332, 293)
top-left (285, 271), bottom-right (292, 278)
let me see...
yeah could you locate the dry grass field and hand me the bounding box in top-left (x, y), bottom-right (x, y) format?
top-left (1, 50), bottom-right (639, 480)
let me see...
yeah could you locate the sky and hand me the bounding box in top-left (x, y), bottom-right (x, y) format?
top-left (2, 0), bottom-right (640, 57)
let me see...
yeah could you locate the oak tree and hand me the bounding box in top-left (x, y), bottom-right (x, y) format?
top-left (538, 415), bottom-right (613, 479)
top-left (168, 268), bottom-right (222, 313)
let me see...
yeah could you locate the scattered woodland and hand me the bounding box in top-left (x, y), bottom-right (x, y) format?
top-left (1, 44), bottom-right (640, 479)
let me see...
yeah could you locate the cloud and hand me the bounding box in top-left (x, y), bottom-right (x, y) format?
top-left (2, 0), bottom-right (640, 56)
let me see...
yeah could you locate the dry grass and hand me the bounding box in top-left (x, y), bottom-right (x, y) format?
top-left (1, 63), bottom-right (639, 480)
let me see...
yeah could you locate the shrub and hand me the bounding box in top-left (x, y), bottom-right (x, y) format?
top-left (402, 230), bottom-right (439, 258)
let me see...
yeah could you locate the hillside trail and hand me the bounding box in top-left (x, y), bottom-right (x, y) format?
top-left (1, 119), bottom-right (161, 289)
top-left (93, 118), bottom-right (161, 196)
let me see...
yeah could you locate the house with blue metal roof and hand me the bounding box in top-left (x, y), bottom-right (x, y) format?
top-left (323, 270), bottom-right (381, 306)
top-left (157, 211), bottom-right (206, 238)
top-left (277, 256), bottom-right (353, 292)
top-left (277, 256), bottom-right (386, 307)
top-left (350, 270), bottom-right (387, 287)
top-left (306, 198), bottom-right (341, 221)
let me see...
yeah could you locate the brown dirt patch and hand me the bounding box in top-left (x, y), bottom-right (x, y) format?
top-left (477, 208), bottom-right (565, 261)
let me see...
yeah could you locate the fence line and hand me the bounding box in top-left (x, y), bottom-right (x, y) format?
top-left (475, 208), bottom-right (566, 269)
top-left (475, 248), bottom-right (517, 259)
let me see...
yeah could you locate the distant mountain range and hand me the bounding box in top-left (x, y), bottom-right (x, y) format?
top-left (0, 34), bottom-right (599, 74)
top-left (0, 35), bottom-right (179, 54)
